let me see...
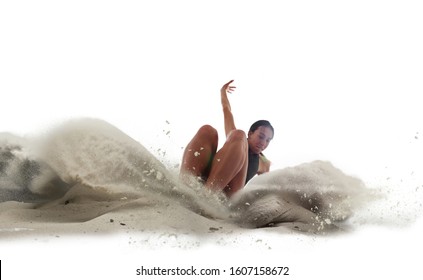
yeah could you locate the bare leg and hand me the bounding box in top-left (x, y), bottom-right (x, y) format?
top-left (205, 129), bottom-right (248, 197)
top-left (180, 125), bottom-right (218, 181)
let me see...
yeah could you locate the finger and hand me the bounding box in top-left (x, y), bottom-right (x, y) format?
top-left (225, 80), bottom-right (234, 86)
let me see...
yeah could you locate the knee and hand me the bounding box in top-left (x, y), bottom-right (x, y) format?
top-left (197, 125), bottom-right (218, 139)
top-left (227, 129), bottom-right (247, 142)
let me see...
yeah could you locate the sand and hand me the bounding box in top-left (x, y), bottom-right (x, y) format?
top-left (1, 118), bottom-right (422, 280)
top-left (1, 118), bottom-right (420, 243)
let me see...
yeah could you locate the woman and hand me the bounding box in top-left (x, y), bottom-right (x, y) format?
top-left (180, 80), bottom-right (274, 197)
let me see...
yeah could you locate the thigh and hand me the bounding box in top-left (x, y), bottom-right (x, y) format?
top-left (223, 146), bottom-right (248, 197)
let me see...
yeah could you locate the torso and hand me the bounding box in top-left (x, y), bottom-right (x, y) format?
top-left (245, 148), bottom-right (259, 184)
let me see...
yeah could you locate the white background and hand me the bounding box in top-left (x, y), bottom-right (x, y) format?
top-left (1, 0), bottom-right (422, 279)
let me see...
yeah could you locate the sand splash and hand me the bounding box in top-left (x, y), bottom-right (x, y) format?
top-left (0, 118), bottom-right (420, 239)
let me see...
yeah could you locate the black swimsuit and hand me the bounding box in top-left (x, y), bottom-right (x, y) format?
top-left (245, 148), bottom-right (259, 184)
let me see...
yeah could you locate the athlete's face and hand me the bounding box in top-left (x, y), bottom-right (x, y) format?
top-left (247, 126), bottom-right (273, 154)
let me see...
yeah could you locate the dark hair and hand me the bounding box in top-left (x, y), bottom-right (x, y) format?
top-left (249, 120), bottom-right (274, 137)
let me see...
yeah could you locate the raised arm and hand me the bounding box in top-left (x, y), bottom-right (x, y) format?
top-left (221, 80), bottom-right (237, 137)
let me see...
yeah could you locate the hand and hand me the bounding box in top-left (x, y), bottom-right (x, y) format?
top-left (220, 80), bottom-right (236, 136)
top-left (221, 80), bottom-right (236, 95)
top-left (258, 154), bottom-right (271, 175)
